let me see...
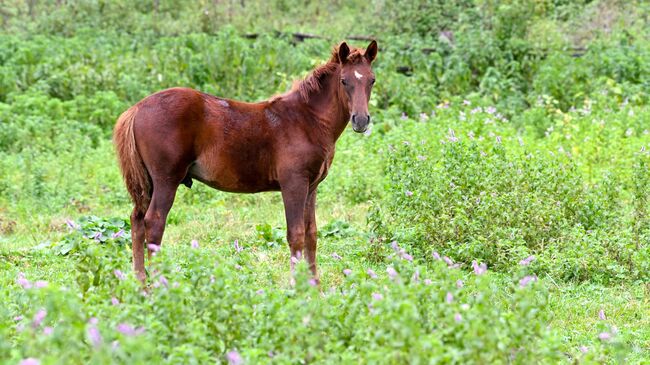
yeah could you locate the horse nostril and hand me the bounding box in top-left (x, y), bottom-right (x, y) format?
top-left (368, 115), bottom-right (371, 124)
top-left (352, 114), bottom-right (356, 123)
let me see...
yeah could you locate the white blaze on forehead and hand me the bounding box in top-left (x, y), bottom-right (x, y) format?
top-left (354, 70), bottom-right (363, 80)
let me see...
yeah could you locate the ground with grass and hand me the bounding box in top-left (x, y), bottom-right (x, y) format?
top-left (1, 1), bottom-right (649, 364)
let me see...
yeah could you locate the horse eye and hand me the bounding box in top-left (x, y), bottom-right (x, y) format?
top-left (341, 79), bottom-right (348, 85)
top-left (370, 78), bottom-right (376, 85)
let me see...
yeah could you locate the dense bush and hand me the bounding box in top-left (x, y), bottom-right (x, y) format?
top-left (371, 101), bottom-right (650, 283)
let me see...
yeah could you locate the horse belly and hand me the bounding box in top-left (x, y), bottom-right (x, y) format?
top-left (189, 149), bottom-right (279, 193)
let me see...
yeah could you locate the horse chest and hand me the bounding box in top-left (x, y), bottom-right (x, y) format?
top-left (311, 150), bottom-right (335, 185)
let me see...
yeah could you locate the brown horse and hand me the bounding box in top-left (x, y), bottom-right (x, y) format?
top-left (114, 40), bottom-right (378, 282)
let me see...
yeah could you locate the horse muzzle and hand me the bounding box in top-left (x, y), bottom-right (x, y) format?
top-left (351, 114), bottom-right (370, 133)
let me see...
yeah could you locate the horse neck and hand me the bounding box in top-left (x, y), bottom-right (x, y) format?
top-left (305, 72), bottom-right (350, 142)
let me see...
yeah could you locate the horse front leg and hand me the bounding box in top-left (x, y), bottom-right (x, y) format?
top-left (280, 176), bottom-right (309, 279)
top-left (304, 189), bottom-right (319, 282)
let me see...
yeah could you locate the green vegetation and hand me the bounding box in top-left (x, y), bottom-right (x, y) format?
top-left (1, 1), bottom-right (648, 364)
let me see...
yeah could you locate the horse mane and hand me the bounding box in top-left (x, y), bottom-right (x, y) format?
top-left (294, 45), bottom-right (366, 101)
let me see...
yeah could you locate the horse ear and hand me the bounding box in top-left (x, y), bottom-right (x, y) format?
top-left (365, 40), bottom-right (378, 63)
top-left (337, 42), bottom-right (350, 64)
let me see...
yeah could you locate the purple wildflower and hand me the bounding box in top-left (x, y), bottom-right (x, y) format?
top-left (400, 112), bottom-right (408, 120)
top-left (16, 272), bottom-right (32, 289)
top-left (34, 280), bottom-right (48, 288)
top-left (386, 267), bottom-right (398, 279)
top-left (87, 326), bottom-right (102, 347)
top-left (486, 106), bottom-right (497, 114)
top-left (116, 323), bottom-right (132, 335)
top-left (226, 350), bottom-right (243, 365)
top-left (191, 239), bottom-right (199, 249)
top-left (579, 346), bottom-right (589, 353)
top-left (65, 219), bottom-right (78, 230)
top-left (331, 252), bottom-right (342, 260)
top-left (472, 260), bottom-right (487, 275)
top-left (32, 309), bottom-right (46, 328)
top-left (432, 251), bottom-right (441, 260)
top-left (308, 278), bottom-right (318, 287)
top-left (43, 326), bottom-right (53, 335)
top-left (598, 332), bottom-right (612, 341)
top-left (424, 279), bottom-right (432, 285)
top-left (519, 255), bottom-right (536, 266)
top-left (405, 190), bottom-right (413, 197)
top-left (411, 270), bottom-right (420, 283)
top-left (210, 275), bottom-right (216, 284)
top-left (116, 323), bottom-right (145, 336)
top-left (454, 313), bottom-right (462, 322)
top-left (443, 256), bottom-right (454, 266)
top-left (456, 280), bottom-right (464, 288)
top-left (519, 275), bottom-right (538, 287)
top-left (92, 231), bottom-right (102, 241)
top-left (419, 112), bottom-right (429, 121)
top-left (111, 230), bottom-right (124, 239)
top-left (234, 239), bottom-right (243, 253)
top-left (111, 297), bottom-right (120, 306)
top-left (463, 99), bottom-right (471, 106)
top-left (363, 127), bottom-right (372, 137)
top-left (14, 315), bottom-right (23, 321)
top-left (495, 136), bottom-right (502, 144)
top-left (390, 241), bottom-right (399, 251)
top-left (366, 269), bottom-right (377, 279)
top-left (447, 129), bottom-right (459, 143)
top-left (88, 317), bottom-right (98, 325)
top-left (256, 289), bottom-right (265, 295)
top-left (446, 292), bottom-right (454, 304)
top-left (401, 252), bottom-right (413, 262)
top-left (290, 256), bottom-right (299, 265)
top-left (598, 309), bottom-right (606, 321)
top-left (19, 359), bottom-right (40, 365)
top-left (417, 155), bottom-right (427, 161)
top-left (159, 275), bottom-right (168, 288)
top-left (113, 269), bottom-right (126, 280)
top-left (372, 292), bottom-right (383, 301)
top-left (343, 269), bottom-right (352, 276)
top-left (147, 243), bottom-right (160, 254)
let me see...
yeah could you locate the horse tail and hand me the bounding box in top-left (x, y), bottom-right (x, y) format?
top-left (113, 104), bottom-right (151, 213)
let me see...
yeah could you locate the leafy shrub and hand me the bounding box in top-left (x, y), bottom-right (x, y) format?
top-left (372, 122), bottom-right (649, 283)
top-left (254, 223), bottom-right (285, 249)
top-left (318, 219), bottom-right (359, 239)
top-left (36, 216), bottom-right (131, 293)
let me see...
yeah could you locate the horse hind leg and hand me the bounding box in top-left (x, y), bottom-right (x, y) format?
top-left (144, 181), bottom-right (179, 259)
top-left (131, 207), bottom-right (146, 282)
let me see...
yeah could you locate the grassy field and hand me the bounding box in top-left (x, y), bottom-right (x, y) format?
top-left (1, 1), bottom-right (649, 364)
